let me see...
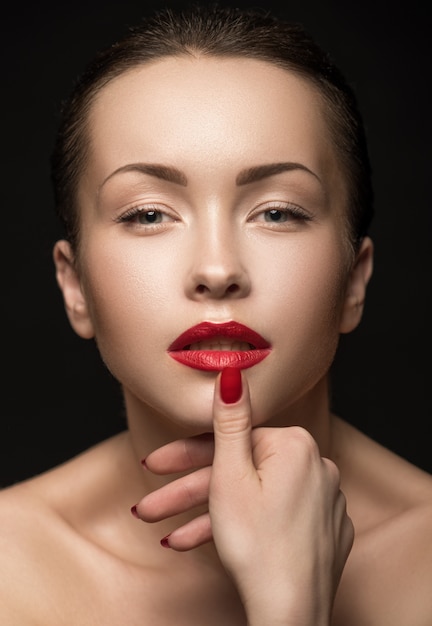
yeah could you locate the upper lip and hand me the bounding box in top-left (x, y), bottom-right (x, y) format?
top-left (168, 321), bottom-right (271, 351)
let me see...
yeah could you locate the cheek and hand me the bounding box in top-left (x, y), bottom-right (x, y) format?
top-left (79, 239), bottom-right (178, 357)
top-left (301, 243), bottom-right (347, 334)
top-left (257, 233), bottom-right (348, 367)
top-left (257, 231), bottom-right (347, 317)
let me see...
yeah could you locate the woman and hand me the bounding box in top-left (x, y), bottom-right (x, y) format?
top-left (1, 5), bottom-right (431, 624)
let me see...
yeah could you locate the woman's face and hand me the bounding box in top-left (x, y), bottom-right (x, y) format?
top-left (66, 56), bottom-right (366, 430)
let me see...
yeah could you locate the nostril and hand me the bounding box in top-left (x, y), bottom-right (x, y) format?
top-left (195, 282), bottom-right (240, 296)
top-left (227, 283), bottom-right (240, 293)
top-left (192, 277), bottom-right (249, 299)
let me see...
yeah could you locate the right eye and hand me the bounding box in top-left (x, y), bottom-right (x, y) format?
top-left (116, 204), bottom-right (178, 232)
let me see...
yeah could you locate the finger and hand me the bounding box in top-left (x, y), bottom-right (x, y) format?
top-left (212, 367), bottom-right (254, 476)
top-left (161, 513), bottom-right (213, 551)
top-left (144, 433), bottom-right (215, 474)
top-left (334, 488), bottom-right (355, 555)
top-left (136, 466), bottom-right (211, 522)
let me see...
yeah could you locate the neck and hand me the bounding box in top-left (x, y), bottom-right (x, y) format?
top-left (86, 374), bottom-right (335, 570)
top-left (123, 373), bottom-right (334, 481)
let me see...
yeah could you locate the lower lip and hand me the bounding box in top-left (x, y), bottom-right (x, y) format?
top-left (168, 349), bottom-right (271, 371)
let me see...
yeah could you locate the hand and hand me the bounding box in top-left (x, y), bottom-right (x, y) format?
top-left (135, 368), bottom-right (354, 625)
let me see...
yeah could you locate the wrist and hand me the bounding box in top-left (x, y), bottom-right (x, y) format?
top-left (242, 584), bottom-right (332, 626)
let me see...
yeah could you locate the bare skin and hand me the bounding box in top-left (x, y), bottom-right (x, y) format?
top-left (1, 56), bottom-right (432, 624)
top-left (1, 414), bottom-right (432, 625)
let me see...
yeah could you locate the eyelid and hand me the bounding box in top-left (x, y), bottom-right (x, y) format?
top-left (247, 200), bottom-right (313, 222)
top-left (115, 202), bottom-right (179, 224)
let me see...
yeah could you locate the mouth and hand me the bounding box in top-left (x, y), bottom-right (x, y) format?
top-left (167, 321), bottom-right (271, 371)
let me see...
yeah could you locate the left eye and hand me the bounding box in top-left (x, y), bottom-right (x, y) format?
top-left (251, 203), bottom-right (311, 224)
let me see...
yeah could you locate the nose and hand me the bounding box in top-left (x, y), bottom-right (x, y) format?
top-left (185, 224), bottom-right (251, 301)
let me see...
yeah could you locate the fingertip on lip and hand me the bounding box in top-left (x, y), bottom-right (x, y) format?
top-left (220, 366), bottom-right (243, 404)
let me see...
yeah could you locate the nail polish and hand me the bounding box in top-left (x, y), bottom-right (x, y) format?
top-left (131, 504), bottom-right (139, 518)
top-left (220, 367), bottom-right (242, 404)
top-left (140, 458), bottom-right (148, 469)
top-left (160, 534), bottom-right (171, 548)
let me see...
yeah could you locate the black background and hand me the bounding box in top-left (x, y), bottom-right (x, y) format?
top-left (2, 0), bottom-right (431, 487)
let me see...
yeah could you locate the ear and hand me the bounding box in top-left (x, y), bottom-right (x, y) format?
top-left (339, 236), bottom-right (374, 334)
top-left (53, 240), bottom-right (95, 339)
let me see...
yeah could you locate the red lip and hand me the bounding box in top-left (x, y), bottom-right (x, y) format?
top-left (167, 321), bottom-right (271, 371)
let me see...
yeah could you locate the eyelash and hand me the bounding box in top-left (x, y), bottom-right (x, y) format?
top-left (116, 201), bottom-right (312, 228)
top-left (249, 202), bottom-right (312, 225)
top-left (116, 205), bottom-right (175, 226)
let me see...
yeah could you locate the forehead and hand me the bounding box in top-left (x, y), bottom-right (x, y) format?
top-left (86, 56), bottom-right (342, 194)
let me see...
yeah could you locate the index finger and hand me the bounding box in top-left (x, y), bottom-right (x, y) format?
top-left (144, 432), bottom-right (215, 474)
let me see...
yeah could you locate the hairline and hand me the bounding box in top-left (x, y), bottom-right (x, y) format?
top-left (69, 50), bottom-right (357, 264)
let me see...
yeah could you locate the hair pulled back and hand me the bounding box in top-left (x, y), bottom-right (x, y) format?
top-left (51, 3), bottom-right (374, 252)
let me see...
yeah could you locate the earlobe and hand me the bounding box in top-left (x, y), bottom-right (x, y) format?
top-left (53, 240), bottom-right (95, 339)
top-left (339, 236), bottom-right (374, 334)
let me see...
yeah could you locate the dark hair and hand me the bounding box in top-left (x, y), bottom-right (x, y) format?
top-left (51, 3), bottom-right (374, 253)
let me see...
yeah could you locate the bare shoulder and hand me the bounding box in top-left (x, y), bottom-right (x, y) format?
top-left (0, 434), bottom-right (134, 625)
top-left (336, 501), bottom-right (432, 626)
top-left (333, 416), bottom-right (432, 505)
top-left (333, 417), bottom-right (432, 625)
top-left (0, 479), bottom-right (64, 624)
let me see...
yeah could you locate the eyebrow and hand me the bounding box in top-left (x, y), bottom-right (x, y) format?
top-left (100, 163), bottom-right (188, 190)
top-left (235, 162), bottom-right (320, 185)
top-left (99, 160), bottom-right (320, 190)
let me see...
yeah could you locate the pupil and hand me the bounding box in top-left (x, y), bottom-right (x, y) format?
top-left (141, 210), bottom-right (159, 223)
top-left (268, 209), bottom-right (282, 221)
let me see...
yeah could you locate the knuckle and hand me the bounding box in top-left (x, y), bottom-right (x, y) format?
top-left (215, 404), bottom-right (250, 436)
top-left (283, 425), bottom-right (319, 456)
top-left (180, 468), bottom-right (210, 507)
top-left (180, 478), bottom-right (198, 507)
top-left (322, 456), bottom-right (342, 484)
top-left (183, 439), bottom-right (196, 469)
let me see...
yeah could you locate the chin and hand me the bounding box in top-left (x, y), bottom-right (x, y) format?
top-left (138, 385), bottom-right (217, 435)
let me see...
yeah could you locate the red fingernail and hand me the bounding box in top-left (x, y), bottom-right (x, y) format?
top-left (131, 504), bottom-right (139, 519)
top-left (160, 534), bottom-right (171, 548)
top-left (220, 367), bottom-right (242, 404)
top-left (140, 458), bottom-right (148, 469)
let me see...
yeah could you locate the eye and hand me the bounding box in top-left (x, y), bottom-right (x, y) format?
top-left (249, 202), bottom-right (312, 227)
top-left (116, 204), bottom-right (177, 229)
top-left (136, 209), bottom-right (164, 224)
top-left (263, 208), bottom-right (289, 222)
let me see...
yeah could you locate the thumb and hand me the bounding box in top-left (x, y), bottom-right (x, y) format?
top-left (212, 368), bottom-right (253, 472)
